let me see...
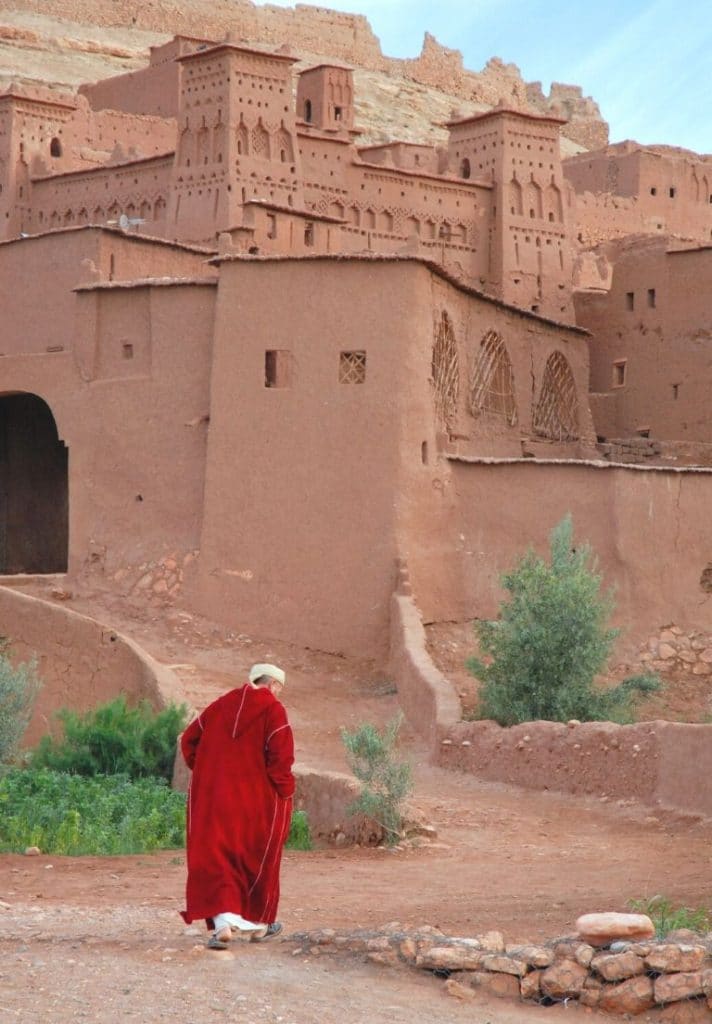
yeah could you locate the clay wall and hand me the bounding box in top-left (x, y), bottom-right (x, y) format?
top-left (195, 256), bottom-right (423, 656)
top-left (195, 256), bottom-right (593, 656)
top-left (438, 718), bottom-right (712, 819)
top-left (575, 240), bottom-right (712, 442)
top-left (408, 459), bottom-right (712, 657)
top-left (27, 155), bottom-right (174, 235)
top-left (0, 230), bottom-right (216, 574)
top-left (567, 146), bottom-right (712, 246)
top-left (0, 585), bottom-right (181, 746)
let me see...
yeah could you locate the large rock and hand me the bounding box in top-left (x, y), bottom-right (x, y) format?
top-left (540, 959), bottom-right (589, 998)
top-left (645, 945), bottom-right (707, 973)
top-left (576, 912), bottom-right (655, 946)
top-left (599, 976), bottom-right (655, 1015)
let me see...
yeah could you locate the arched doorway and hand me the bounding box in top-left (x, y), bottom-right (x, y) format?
top-left (0, 393), bottom-right (68, 573)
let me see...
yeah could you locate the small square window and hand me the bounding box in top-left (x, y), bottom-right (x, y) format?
top-left (123, 343), bottom-right (134, 359)
top-left (265, 350), bottom-right (293, 388)
top-left (647, 288), bottom-right (656, 308)
top-left (669, 187), bottom-right (676, 198)
top-left (612, 360), bottom-right (627, 388)
top-left (625, 291), bottom-right (634, 311)
top-left (339, 350), bottom-right (366, 384)
top-left (650, 187), bottom-right (657, 196)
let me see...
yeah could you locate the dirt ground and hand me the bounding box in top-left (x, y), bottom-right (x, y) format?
top-left (2, 585), bottom-right (712, 1022)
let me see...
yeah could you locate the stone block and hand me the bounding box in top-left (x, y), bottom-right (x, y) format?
top-left (654, 971), bottom-right (705, 1003)
top-left (540, 959), bottom-right (589, 998)
top-left (520, 969), bottom-right (541, 1000)
top-left (591, 950), bottom-right (645, 980)
top-left (415, 945), bottom-right (485, 971)
top-left (599, 975), bottom-right (655, 1015)
top-left (645, 944), bottom-right (706, 973)
top-left (506, 944), bottom-right (554, 968)
top-left (482, 954), bottom-right (527, 977)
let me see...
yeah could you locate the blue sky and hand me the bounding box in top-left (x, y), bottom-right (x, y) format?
top-left (259, 0), bottom-right (710, 153)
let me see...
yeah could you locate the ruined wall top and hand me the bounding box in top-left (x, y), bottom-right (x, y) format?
top-left (0, 0), bottom-right (608, 150)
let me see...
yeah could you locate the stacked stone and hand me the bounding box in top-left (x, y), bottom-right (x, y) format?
top-left (598, 437), bottom-right (662, 464)
top-left (640, 625), bottom-right (712, 677)
top-left (110, 550), bottom-right (198, 603)
top-left (289, 917), bottom-right (712, 1016)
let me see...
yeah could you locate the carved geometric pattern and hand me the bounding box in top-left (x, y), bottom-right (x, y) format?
top-left (339, 350), bottom-right (366, 384)
top-left (469, 330), bottom-right (518, 425)
top-left (251, 122), bottom-right (269, 157)
top-left (532, 350), bottom-right (579, 441)
top-left (432, 310), bottom-right (459, 424)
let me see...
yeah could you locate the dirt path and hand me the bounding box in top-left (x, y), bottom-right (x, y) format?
top-left (3, 585), bottom-right (712, 1021)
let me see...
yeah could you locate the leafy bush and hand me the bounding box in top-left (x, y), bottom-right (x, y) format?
top-left (0, 768), bottom-right (186, 855)
top-left (629, 895), bottom-right (711, 937)
top-left (0, 641), bottom-right (41, 765)
top-left (341, 715), bottom-right (413, 846)
top-left (285, 809), bottom-right (312, 851)
top-left (31, 696), bottom-right (188, 782)
top-left (468, 516), bottom-right (659, 726)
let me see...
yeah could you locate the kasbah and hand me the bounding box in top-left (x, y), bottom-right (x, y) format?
top-left (1, 1), bottom-right (711, 759)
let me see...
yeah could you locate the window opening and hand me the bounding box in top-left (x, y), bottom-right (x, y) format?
top-left (122, 343), bottom-right (134, 360)
top-left (625, 291), bottom-right (634, 311)
top-left (532, 351), bottom-right (579, 441)
top-left (264, 350), bottom-right (293, 388)
top-left (50, 137), bottom-right (62, 158)
top-left (647, 288), bottom-right (656, 308)
top-left (469, 330), bottom-right (518, 425)
top-left (612, 360), bottom-right (627, 388)
top-left (304, 221), bottom-right (314, 247)
top-left (304, 99), bottom-right (312, 123)
top-left (431, 310), bottom-right (459, 425)
top-left (339, 351), bottom-right (366, 384)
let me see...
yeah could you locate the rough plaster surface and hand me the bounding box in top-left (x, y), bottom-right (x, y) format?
top-left (0, 583), bottom-right (182, 745)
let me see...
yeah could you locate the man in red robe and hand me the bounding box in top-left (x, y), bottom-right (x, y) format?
top-left (180, 663), bottom-right (295, 947)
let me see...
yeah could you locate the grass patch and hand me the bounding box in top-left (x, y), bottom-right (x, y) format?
top-left (286, 809), bottom-right (312, 851)
top-left (0, 768), bottom-right (186, 855)
top-left (629, 895), bottom-right (711, 937)
top-left (0, 768), bottom-right (314, 857)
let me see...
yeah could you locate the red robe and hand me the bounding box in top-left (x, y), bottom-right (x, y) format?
top-left (180, 683), bottom-right (295, 927)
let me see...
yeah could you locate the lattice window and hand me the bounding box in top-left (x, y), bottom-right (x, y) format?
top-left (339, 350), bottom-right (366, 384)
top-left (469, 330), bottom-right (518, 425)
top-left (532, 351), bottom-right (579, 441)
top-left (432, 310), bottom-right (459, 425)
top-left (251, 122), bottom-right (269, 157)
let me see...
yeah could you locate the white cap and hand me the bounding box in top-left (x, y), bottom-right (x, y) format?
top-left (249, 663), bottom-right (286, 686)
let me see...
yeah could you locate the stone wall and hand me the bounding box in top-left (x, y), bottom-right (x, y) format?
top-left (294, 924), bottom-right (712, 1016)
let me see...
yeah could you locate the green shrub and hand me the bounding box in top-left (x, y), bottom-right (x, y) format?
top-left (341, 715), bottom-right (413, 846)
top-left (468, 516), bottom-right (659, 726)
top-left (31, 696), bottom-right (188, 782)
top-left (0, 768), bottom-right (186, 855)
top-left (629, 895), bottom-right (711, 937)
top-left (0, 641), bottom-right (41, 765)
top-left (285, 809), bottom-right (312, 851)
